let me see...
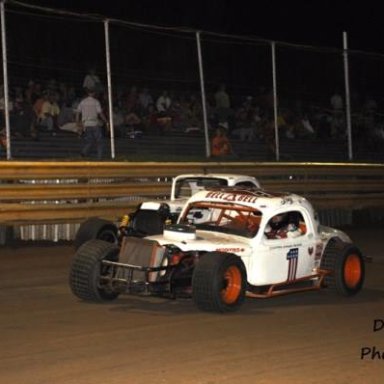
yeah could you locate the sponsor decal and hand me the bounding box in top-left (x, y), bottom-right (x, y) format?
top-left (205, 191), bottom-right (258, 204)
top-left (216, 247), bottom-right (245, 253)
top-left (286, 248), bottom-right (299, 281)
top-left (308, 246), bottom-right (314, 256)
top-left (269, 243), bottom-right (302, 251)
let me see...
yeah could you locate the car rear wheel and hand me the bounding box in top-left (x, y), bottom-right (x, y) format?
top-left (69, 239), bottom-right (120, 302)
top-left (192, 252), bottom-right (247, 312)
top-left (321, 241), bottom-right (365, 296)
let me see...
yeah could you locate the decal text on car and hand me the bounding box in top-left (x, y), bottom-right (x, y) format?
top-left (205, 191), bottom-right (258, 204)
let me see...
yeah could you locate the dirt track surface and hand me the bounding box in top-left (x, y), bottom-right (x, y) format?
top-left (1, 227), bottom-right (383, 384)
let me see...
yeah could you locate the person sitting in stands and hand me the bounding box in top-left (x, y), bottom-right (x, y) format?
top-left (35, 91), bottom-right (60, 135)
top-left (57, 101), bottom-right (79, 135)
top-left (156, 91), bottom-right (172, 133)
top-left (137, 88), bottom-right (154, 116)
top-left (211, 125), bottom-right (234, 157)
top-left (123, 108), bottom-right (142, 138)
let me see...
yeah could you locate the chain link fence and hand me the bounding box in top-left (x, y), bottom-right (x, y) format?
top-left (1, 1), bottom-right (384, 162)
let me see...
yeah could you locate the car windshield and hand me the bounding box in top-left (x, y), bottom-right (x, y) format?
top-left (180, 201), bottom-right (262, 238)
top-left (174, 178), bottom-right (228, 199)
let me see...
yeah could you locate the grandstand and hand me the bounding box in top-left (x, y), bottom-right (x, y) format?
top-left (5, 129), bottom-right (382, 162)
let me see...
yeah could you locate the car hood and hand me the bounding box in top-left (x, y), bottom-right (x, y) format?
top-left (147, 230), bottom-right (252, 256)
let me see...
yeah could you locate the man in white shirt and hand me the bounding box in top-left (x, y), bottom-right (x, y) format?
top-left (76, 89), bottom-right (108, 159)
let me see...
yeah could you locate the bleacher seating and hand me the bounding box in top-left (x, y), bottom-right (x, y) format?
top-left (4, 130), bottom-right (383, 162)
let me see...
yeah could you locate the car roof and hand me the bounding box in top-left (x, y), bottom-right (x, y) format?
top-left (174, 173), bottom-right (258, 180)
top-left (185, 187), bottom-right (314, 216)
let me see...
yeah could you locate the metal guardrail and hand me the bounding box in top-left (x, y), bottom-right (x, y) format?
top-left (0, 161), bottom-right (384, 226)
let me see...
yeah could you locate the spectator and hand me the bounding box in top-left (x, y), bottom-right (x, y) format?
top-left (258, 87), bottom-right (274, 115)
top-left (300, 113), bottom-right (315, 137)
top-left (184, 94), bottom-right (202, 134)
top-left (112, 106), bottom-right (125, 137)
top-left (330, 90), bottom-right (343, 112)
top-left (232, 100), bottom-right (259, 142)
top-left (142, 103), bottom-right (159, 133)
top-left (361, 94), bottom-right (378, 139)
top-left (10, 96), bottom-right (34, 138)
top-left (280, 110), bottom-right (296, 139)
top-left (156, 90), bottom-right (172, 113)
top-left (76, 88), bottom-right (108, 159)
top-left (123, 109), bottom-right (142, 138)
top-left (46, 78), bottom-right (59, 94)
top-left (138, 87), bottom-right (153, 115)
top-left (57, 101), bottom-right (79, 134)
top-left (330, 89), bottom-right (345, 137)
top-left (314, 109), bottom-right (332, 139)
top-left (156, 91), bottom-right (172, 133)
top-left (58, 82), bottom-right (70, 105)
top-left (211, 125), bottom-right (234, 157)
top-left (35, 91), bottom-right (60, 135)
top-left (169, 98), bottom-right (186, 132)
top-left (125, 86), bottom-right (138, 113)
top-left (83, 68), bottom-right (102, 94)
top-left (24, 80), bottom-right (41, 104)
top-left (214, 83), bottom-right (231, 123)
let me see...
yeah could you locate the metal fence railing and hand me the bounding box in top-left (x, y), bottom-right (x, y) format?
top-left (1, 160), bottom-right (384, 223)
top-left (0, 160), bottom-right (383, 242)
top-left (1, 1), bottom-right (384, 163)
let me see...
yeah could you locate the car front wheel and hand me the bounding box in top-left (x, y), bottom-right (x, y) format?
top-left (192, 252), bottom-right (247, 313)
top-left (69, 239), bottom-right (120, 302)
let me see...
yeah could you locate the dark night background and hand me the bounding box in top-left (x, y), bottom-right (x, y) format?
top-left (16, 0), bottom-right (384, 52)
top-left (3, 0), bottom-right (384, 161)
top-left (3, 0), bottom-right (384, 109)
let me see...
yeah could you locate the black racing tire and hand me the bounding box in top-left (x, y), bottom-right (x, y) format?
top-left (192, 252), bottom-right (247, 313)
top-left (69, 239), bottom-right (120, 302)
top-left (74, 217), bottom-right (118, 249)
top-left (321, 240), bottom-right (365, 296)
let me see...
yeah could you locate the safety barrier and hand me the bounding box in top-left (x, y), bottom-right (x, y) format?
top-left (0, 162), bottom-right (384, 224)
top-left (1, 161), bottom-right (384, 227)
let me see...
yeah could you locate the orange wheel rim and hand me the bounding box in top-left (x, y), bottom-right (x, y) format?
top-left (344, 254), bottom-right (361, 288)
top-left (221, 265), bottom-right (242, 304)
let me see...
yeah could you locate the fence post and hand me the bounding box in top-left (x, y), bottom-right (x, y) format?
top-left (343, 31), bottom-right (353, 161)
top-left (1, 0), bottom-right (11, 160)
top-left (104, 18), bottom-right (115, 159)
top-left (196, 31), bottom-right (210, 158)
top-left (271, 41), bottom-right (279, 161)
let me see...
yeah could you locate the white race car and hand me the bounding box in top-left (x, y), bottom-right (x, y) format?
top-left (74, 173), bottom-right (260, 248)
top-left (70, 187), bottom-right (365, 312)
